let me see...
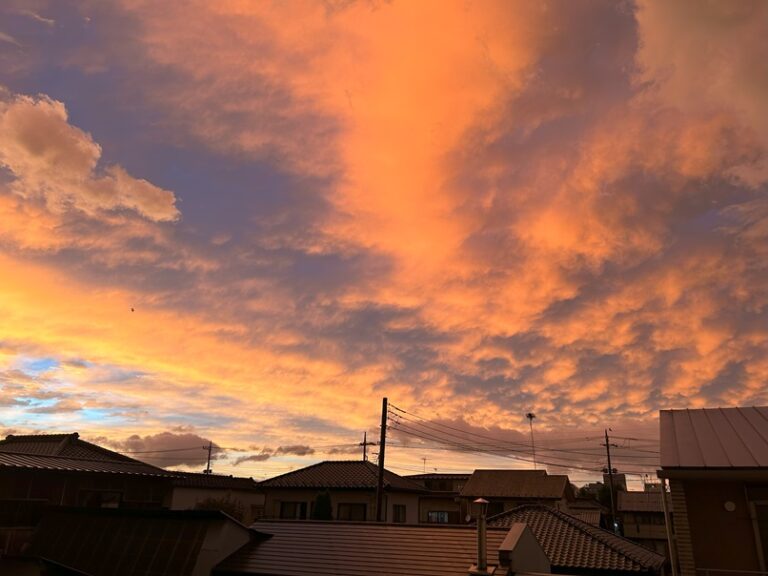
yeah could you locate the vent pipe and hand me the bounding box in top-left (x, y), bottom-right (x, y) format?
top-left (474, 498), bottom-right (489, 572)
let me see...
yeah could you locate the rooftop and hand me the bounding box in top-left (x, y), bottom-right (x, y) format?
top-left (487, 504), bottom-right (664, 573)
top-left (617, 491), bottom-right (669, 513)
top-left (460, 469), bottom-right (569, 499)
top-left (173, 471), bottom-right (260, 490)
top-left (216, 520), bottom-right (511, 576)
top-left (660, 406), bottom-right (768, 468)
top-left (28, 508), bottom-right (252, 576)
top-left (0, 433), bottom-right (136, 461)
top-left (0, 433), bottom-right (170, 477)
top-left (258, 460), bottom-right (424, 492)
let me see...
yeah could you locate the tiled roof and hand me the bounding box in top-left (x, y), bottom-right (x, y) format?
top-left (29, 508), bottom-right (251, 576)
top-left (569, 509), bottom-right (602, 526)
top-left (259, 460), bottom-right (424, 492)
top-left (0, 432), bottom-right (137, 462)
top-left (617, 491), bottom-right (669, 513)
top-left (0, 451), bottom-right (172, 477)
top-left (0, 433), bottom-right (170, 477)
top-left (660, 406), bottom-right (768, 468)
top-left (460, 469), bottom-right (568, 499)
top-left (405, 473), bottom-right (472, 481)
top-left (173, 471), bottom-right (260, 490)
top-left (216, 521), bottom-right (510, 576)
top-left (487, 504), bottom-right (665, 573)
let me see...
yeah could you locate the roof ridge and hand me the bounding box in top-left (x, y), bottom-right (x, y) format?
top-left (54, 433), bottom-right (78, 455)
top-left (363, 460), bottom-right (385, 487)
top-left (5, 433), bottom-right (78, 440)
top-left (259, 460), bottom-right (333, 485)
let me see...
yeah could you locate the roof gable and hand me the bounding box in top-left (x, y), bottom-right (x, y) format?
top-left (459, 469), bottom-right (568, 499)
top-left (259, 460), bottom-right (423, 491)
top-left (487, 504), bottom-right (664, 572)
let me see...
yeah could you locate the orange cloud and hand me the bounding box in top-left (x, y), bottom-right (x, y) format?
top-left (0, 89), bottom-right (179, 221)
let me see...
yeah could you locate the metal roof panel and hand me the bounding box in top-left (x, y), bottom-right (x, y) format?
top-left (660, 407), bottom-right (768, 469)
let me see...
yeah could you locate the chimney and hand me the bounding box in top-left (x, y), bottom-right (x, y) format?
top-left (468, 498), bottom-right (497, 575)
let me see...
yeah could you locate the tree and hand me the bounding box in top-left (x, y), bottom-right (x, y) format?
top-left (311, 490), bottom-right (332, 520)
top-left (194, 496), bottom-right (245, 522)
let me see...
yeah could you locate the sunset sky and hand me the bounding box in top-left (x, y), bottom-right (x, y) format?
top-left (1, 0), bottom-right (767, 484)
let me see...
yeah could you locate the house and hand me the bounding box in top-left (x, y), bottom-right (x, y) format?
top-left (658, 406), bottom-right (768, 576)
top-left (0, 433), bottom-right (174, 555)
top-left (171, 472), bottom-right (265, 524)
top-left (487, 504), bottom-right (666, 575)
top-left (459, 469), bottom-right (574, 516)
top-left (19, 507), bottom-right (254, 576)
top-left (215, 520), bottom-right (551, 576)
top-left (617, 490), bottom-right (670, 556)
top-left (406, 472), bottom-right (471, 523)
top-left (566, 496), bottom-right (604, 527)
top-left (257, 460), bottom-right (425, 523)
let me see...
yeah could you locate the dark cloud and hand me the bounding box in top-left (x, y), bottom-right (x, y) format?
top-left (234, 453), bottom-right (272, 466)
top-left (103, 431), bottom-right (219, 467)
top-left (275, 444), bottom-right (315, 456)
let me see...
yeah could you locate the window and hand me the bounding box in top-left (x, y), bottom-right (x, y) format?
top-left (393, 504), bottom-right (406, 523)
top-left (337, 503), bottom-right (366, 521)
top-left (427, 511), bottom-right (449, 523)
top-left (279, 501), bottom-right (307, 519)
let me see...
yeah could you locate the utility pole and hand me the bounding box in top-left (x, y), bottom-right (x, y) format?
top-left (359, 431), bottom-right (376, 462)
top-left (376, 397), bottom-right (388, 522)
top-left (422, 456), bottom-right (427, 473)
top-left (204, 442), bottom-right (213, 474)
top-left (603, 429), bottom-right (618, 534)
top-left (526, 412), bottom-right (537, 469)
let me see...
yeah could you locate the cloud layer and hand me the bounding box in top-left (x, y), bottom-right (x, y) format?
top-left (0, 0), bottom-right (767, 483)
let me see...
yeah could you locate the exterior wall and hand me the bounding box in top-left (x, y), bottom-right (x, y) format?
top-left (261, 488), bottom-right (420, 523)
top-left (0, 469), bottom-right (172, 555)
top-left (0, 469), bottom-right (171, 513)
top-left (170, 488), bottom-right (266, 525)
top-left (681, 479), bottom-right (762, 573)
top-left (459, 496), bottom-right (563, 518)
top-left (193, 519), bottom-right (251, 576)
top-left (418, 496), bottom-right (463, 524)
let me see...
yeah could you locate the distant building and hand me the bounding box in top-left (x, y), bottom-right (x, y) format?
top-left (566, 495), bottom-right (604, 526)
top-left (604, 472), bottom-right (628, 491)
top-left (171, 472), bottom-right (265, 524)
top-left (0, 432), bottom-right (174, 554)
top-left (459, 469), bottom-right (574, 517)
top-left (658, 406), bottom-right (768, 575)
top-left (487, 504), bottom-right (665, 576)
top-left (406, 472), bottom-right (470, 523)
top-left (257, 460), bottom-right (425, 523)
top-left (617, 490), bottom-right (670, 556)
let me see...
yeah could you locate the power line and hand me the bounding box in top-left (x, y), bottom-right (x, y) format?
top-left (387, 403), bottom-right (658, 476)
top-left (388, 411), bottom-right (658, 461)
